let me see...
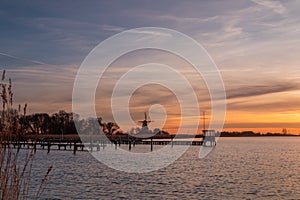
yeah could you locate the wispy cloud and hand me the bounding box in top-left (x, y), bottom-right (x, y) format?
top-left (226, 81), bottom-right (300, 100)
top-left (101, 24), bottom-right (125, 32)
top-left (6, 65), bottom-right (78, 113)
top-left (20, 17), bottom-right (104, 54)
top-left (228, 96), bottom-right (300, 113)
top-left (224, 122), bottom-right (300, 129)
top-left (0, 52), bottom-right (46, 65)
top-left (127, 29), bottom-right (172, 37)
top-left (157, 15), bottom-right (219, 24)
top-left (251, 0), bottom-right (287, 14)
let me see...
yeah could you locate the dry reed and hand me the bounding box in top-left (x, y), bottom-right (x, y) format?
top-left (0, 70), bottom-right (52, 200)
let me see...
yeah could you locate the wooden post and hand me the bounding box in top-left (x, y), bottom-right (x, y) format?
top-left (129, 141), bottom-right (131, 151)
top-left (47, 142), bottom-right (50, 153)
top-left (73, 142), bottom-right (77, 155)
top-left (150, 138), bottom-right (153, 152)
top-left (34, 143), bottom-right (37, 153)
top-left (114, 140), bottom-right (117, 150)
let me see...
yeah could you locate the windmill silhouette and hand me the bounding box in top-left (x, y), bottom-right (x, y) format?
top-left (138, 112), bottom-right (152, 131)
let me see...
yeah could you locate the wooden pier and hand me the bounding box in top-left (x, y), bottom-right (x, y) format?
top-left (2, 131), bottom-right (217, 154)
top-left (2, 140), bottom-right (88, 154)
top-left (140, 140), bottom-right (203, 146)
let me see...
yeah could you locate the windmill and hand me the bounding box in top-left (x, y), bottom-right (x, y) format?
top-left (138, 112), bottom-right (152, 131)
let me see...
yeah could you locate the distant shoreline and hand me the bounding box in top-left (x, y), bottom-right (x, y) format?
top-left (23, 133), bottom-right (300, 141)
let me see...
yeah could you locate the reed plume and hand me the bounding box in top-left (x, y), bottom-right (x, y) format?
top-left (0, 70), bottom-right (51, 199)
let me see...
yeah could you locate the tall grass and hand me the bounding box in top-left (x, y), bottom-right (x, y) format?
top-left (0, 70), bottom-right (51, 199)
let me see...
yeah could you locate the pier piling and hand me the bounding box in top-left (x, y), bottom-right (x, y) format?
top-left (129, 141), bottom-right (131, 151)
top-left (47, 142), bottom-right (50, 153)
top-left (73, 142), bottom-right (77, 155)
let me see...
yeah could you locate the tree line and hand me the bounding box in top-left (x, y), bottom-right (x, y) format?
top-left (0, 110), bottom-right (122, 139)
top-left (1, 108), bottom-right (170, 142)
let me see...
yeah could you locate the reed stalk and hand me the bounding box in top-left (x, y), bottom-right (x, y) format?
top-left (0, 70), bottom-right (51, 200)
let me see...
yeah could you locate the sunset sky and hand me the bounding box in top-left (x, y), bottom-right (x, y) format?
top-left (1, 0), bottom-right (300, 134)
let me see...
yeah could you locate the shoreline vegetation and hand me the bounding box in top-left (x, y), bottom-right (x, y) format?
top-left (0, 70), bottom-right (51, 200)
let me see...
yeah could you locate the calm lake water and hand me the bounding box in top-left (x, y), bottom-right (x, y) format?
top-left (27, 137), bottom-right (300, 199)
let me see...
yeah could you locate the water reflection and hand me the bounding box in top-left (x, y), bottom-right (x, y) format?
top-left (27, 137), bottom-right (300, 199)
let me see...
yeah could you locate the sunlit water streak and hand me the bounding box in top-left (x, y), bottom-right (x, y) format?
top-left (25, 137), bottom-right (300, 199)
